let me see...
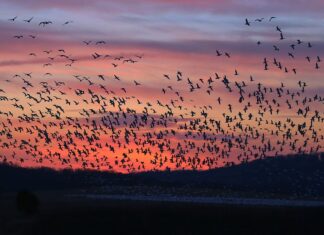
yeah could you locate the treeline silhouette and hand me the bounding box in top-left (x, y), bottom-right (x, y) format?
top-left (1, 153), bottom-right (323, 198)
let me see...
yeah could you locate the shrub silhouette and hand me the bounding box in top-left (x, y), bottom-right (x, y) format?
top-left (16, 190), bottom-right (39, 214)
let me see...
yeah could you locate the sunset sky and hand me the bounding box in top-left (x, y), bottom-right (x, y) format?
top-left (0, 0), bottom-right (323, 172)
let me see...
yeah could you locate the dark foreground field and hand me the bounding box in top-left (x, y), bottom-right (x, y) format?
top-left (0, 192), bottom-right (324, 235)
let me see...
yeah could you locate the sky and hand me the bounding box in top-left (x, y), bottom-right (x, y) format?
top-left (0, 0), bottom-right (323, 172)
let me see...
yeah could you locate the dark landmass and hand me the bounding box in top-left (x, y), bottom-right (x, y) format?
top-left (1, 153), bottom-right (324, 235)
top-left (1, 153), bottom-right (323, 199)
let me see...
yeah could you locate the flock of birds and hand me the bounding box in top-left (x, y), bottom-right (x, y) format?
top-left (0, 16), bottom-right (323, 173)
top-left (245, 17), bottom-right (321, 73)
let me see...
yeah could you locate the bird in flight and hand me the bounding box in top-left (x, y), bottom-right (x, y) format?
top-left (269, 16), bottom-right (276, 21)
top-left (39, 21), bottom-right (52, 27)
top-left (83, 40), bottom-right (92, 45)
top-left (23, 17), bottom-right (34, 23)
top-left (8, 16), bottom-right (17, 21)
top-left (134, 80), bottom-right (141, 86)
top-left (63, 20), bottom-right (73, 25)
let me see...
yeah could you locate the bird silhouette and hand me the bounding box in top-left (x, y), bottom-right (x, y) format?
top-left (23, 17), bottom-right (34, 23)
top-left (9, 16), bottom-right (17, 21)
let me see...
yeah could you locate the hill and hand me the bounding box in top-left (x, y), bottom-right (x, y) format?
top-left (1, 153), bottom-right (323, 199)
